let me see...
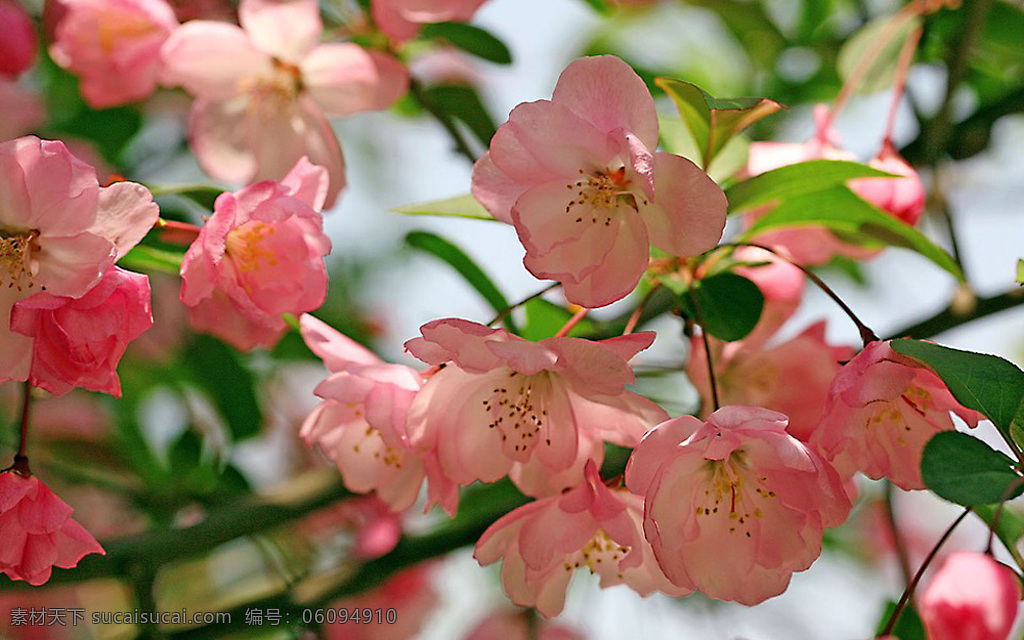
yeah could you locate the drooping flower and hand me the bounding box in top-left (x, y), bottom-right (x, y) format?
top-left (475, 461), bottom-right (688, 618)
top-left (626, 406), bottom-right (851, 604)
top-left (811, 340), bottom-right (982, 490)
top-left (160, 0), bottom-right (409, 208)
top-left (0, 0), bottom-right (37, 79)
top-left (179, 158), bottom-right (332, 351)
top-left (472, 55), bottom-right (727, 308)
top-left (0, 471), bottom-right (105, 586)
top-left (405, 318), bottom-right (668, 512)
top-left (49, 0), bottom-right (178, 108)
top-left (849, 139), bottom-right (926, 227)
top-left (372, 0), bottom-right (488, 42)
top-left (299, 314), bottom-right (426, 511)
top-left (686, 322), bottom-right (853, 443)
top-left (920, 552), bottom-right (1022, 640)
top-left (0, 136), bottom-right (159, 384)
top-left (10, 267), bottom-right (153, 397)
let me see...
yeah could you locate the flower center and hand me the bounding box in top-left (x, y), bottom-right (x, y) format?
top-left (239, 59), bottom-right (302, 121)
top-left (94, 11), bottom-right (161, 54)
top-left (564, 167), bottom-right (646, 226)
top-left (481, 371), bottom-right (551, 460)
top-left (563, 529), bottom-right (631, 582)
top-left (225, 221), bottom-right (278, 283)
top-left (0, 229), bottom-right (39, 292)
top-left (695, 455), bottom-right (774, 539)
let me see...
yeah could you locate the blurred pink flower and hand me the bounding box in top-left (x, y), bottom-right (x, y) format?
top-left (0, 136), bottom-right (158, 383)
top-left (322, 564), bottom-right (439, 640)
top-left (161, 0), bottom-right (409, 208)
top-left (405, 318), bottom-right (667, 513)
top-left (300, 314), bottom-right (426, 511)
top-left (49, 0), bottom-right (178, 108)
top-left (472, 55), bottom-right (726, 307)
top-left (920, 552), bottom-right (1021, 640)
top-left (686, 321), bottom-right (853, 443)
top-left (849, 140), bottom-right (925, 227)
top-left (463, 610), bottom-right (585, 640)
top-left (475, 461), bottom-right (687, 618)
top-left (626, 406), bottom-right (851, 604)
top-left (372, 0), bottom-right (488, 42)
top-left (0, 471), bottom-right (104, 586)
top-left (10, 267), bottom-right (153, 397)
top-left (729, 246), bottom-right (805, 347)
top-left (0, 80), bottom-right (45, 140)
top-left (811, 340), bottom-right (982, 490)
top-left (0, 0), bottom-right (37, 79)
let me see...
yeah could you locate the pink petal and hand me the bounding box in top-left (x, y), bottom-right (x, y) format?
top-left (92, 181), bottom-right (159, 260)
top-left (160, 21), bottom-right (272, 101)
top-left (300, 314), bottom-right (381, 370)
top-left (470, 152), bottom-right (519, 224)
top-left (302, 44), bottom-right (409, 117)
top-left (639, 152), bottom-right (727, 257)
top-left (239, 0), bottom-right (322, 63)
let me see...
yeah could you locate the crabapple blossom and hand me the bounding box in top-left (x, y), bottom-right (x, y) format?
top-left (10, 267), bottom-right (153, 397)
top-left (849, 140), bottom-right (926, 226)
top-left (626, 406), bottom-right (851, 604)
top-left (49, 0), bottom-right (178, 108)
top-left (322, 564), bottom-right (439, 640)
top-left (920, 552), bottom-right (1022, 640)
top-left (299, 314), bottom-right (426, 511)
top-left (160, 0), bottom-right (409, 207)
top-left (0, 471), bottom-right (105, 586)
top-left (405, 318), bottom-right (668, 512)
top-left (0, 0), bottom-right (36, 79)
top-left (475, 461), bottom-right (688, 618)
top-left (811, 340), bottom-right (982, 490)
top-left (472, 55), bottom-right (727, 307)
top-left (686, 321), bottom-right (853, 443)
top-left (0, 136), bottom-right (158, 383)
top-left (372, 0), bottom-right (488, 42)
top-left (180, 158), bottom-right (332, 351)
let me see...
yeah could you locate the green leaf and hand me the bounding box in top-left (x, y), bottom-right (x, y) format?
top-left (838, 13), bottom-right (922, 95)
top-left (657, 78), bottom-right (782, 167)
top-left (393, 193), bottom-right (495, 221)
top-left (579, 0), bottom-right (613, 15)
top-left (921, 431), bottom-right (1023, 507)
top-left (890, 339), bottom-right (1024, 442)
top-left (741, 186), bottom-right (963, 282)
top-left (520, 298), bottom-right (595, 340)
top-left (119, 245), bottom-right (184, 274)
top-left (182, 335), bottom-right (264, 441)
top-left (676, 272), bottom-right (764, 342)
top-left (875, 600), bottom-right (926, 640)
top-left (151, 185), bottom-right (223, 210)
top-left (405, 231), bottom-right (517, 333)
top-left (725, 159), bottom-right (895, 213)
top-left (419, 22), bottom-right (512, 64)
top-left (974, 504), bottom-right (1024, 568)
top-left (419, 84), bottom-right (498, 149)
top-left (1016, 258), bottom-right (1023, 285)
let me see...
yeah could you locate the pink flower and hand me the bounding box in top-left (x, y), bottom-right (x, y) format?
top-left (810, 340), bottom-right (982, 490)
top-left (160, 0), bottom-right (409, 208)
top-left (405, 318), bottom-right (668, 513)
top-left (0, 471), bottom-right (105, 586)
top-left (179, 158), bottom-right (332, 350)
top-left (10, 267), bottom-right (152, 397)
top-left (626, 406), bottom-right (851, 604)
top-left (686, 322), bottom-right (853, 443)
top-left (322, 564), bottom-right (439, 640)
top-left (849, 140), bottom-right (925, 227)
top-left (0, 0), bottom-right (37, 79)
top-left (0, 81), bottom-right (45, 140)
top-left (472, 55), bottom-right (727, 308)
top-left (372, 0), bottom-right (488, 42)
top-left (0, 136), bottom-right (159, 384)
top-left (475, 461), bottom-right (687, 618)
top-left (729, 246), bottom-right (805, 346)
top-left (920, 552), bottom-right (1022, 640)
top-left (49, 0), bottom-right (178, 108)
top-left (299, 314), bottom-right (426, 511)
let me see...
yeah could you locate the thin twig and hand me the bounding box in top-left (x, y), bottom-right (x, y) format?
top-left (624, 282), bottom-right (663, 335)
top-left (408, 78), bottom-right (480, 165)
top-left (883, 481), bottom-right (913, 588)
top-left (687, 287), bottom-right (721, 411)
top-left (486, 282), bottom-right (561, 327)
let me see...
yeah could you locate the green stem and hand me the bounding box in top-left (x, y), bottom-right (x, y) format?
top-left (408, 78), bottom-right (480, 165)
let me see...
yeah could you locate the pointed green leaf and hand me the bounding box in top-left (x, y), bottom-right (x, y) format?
top-left (922, 431), bottom-right (1023, 507)
top-left (420, 84), bottom-right (498, 149)
top-left (875, 600), bottom-right (925, 640)
top-left (1016, 258), bottom-right (1023, 285)
top-left (725, 159), bottom-right (895, 213)
top-left (520, 298), bottom-right (595, 340)
top-left (405, 231), bottom-right (517, 333)
top-left (151, 185), bottom-right (223, 210)
top-left (741, 186), bottom-right (963, 282)
top-left (676, 272), bottom-right (764, 342)
top-left (419, 22), bottom-right (512, 64)
top-left (119, 245), bottom-right (184, 275)
top-left (838, 13), bottom-right (922, 95)
top-left (393, 193), bottom-right (496, 221)
top-left (657, 78), bottom-right (782, 167)
top-left (890, 339), bottom-right (1024, 442)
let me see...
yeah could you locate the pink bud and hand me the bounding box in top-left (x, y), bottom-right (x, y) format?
top-left (849, 141), bottom-right (925, 226)
top-left (0, 0), bottom-right (37, 79)
top-left (921, 552), bottom-right (1022, 640)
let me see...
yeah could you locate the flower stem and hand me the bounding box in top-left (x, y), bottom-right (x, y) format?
top-left (883, 481), bottom-right (913, 588)
top-left (882, 25), bottom-right (923, 145)
top-left (623, 282), bottom-right (663, 335)
top-left (880, 507), bottom-right (971, 637)
top-left (12, 383), bottom-right (32, 476)
top-left (555, 307), bottom-right (589, 338)
top-left (487, 283), bottom-right (561, 328)
top-left (686, 286), bottom-right (721, 411)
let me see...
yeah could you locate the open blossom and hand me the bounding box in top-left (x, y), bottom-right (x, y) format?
top-left (10, 267), bottom-right (153, 397)
top-left (0, 0), bottom-right (37, 79)
top-left (475, 461), bottom-right (687, 618)
top-left (626, 406), bottom-right (851, 604)
top-left (920, 552), bottom-right (1022, 640)
top-left (299, 314), bottom-right (426, 511)
top-left (179, 158), bottom-right (332, 351)
top-left (49, 0), bottom-right (178, 108)
top-left (686, 322), bottom-right (853, 443)
top-left (0, 471), bottom-right (105, 586)
top-left (405, 318), bottom-right (668, 512)
top-left (372, 0), bottom-right (488, 42)
top-left (0, 136), bottom-right (159, 383)
top-left (160, 0), bottom-right (409, 208)
top-left (472, 55), bottom-right (727, 308)
top-left (811, 340), bottom-right (982, 490)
